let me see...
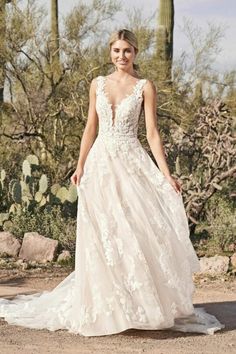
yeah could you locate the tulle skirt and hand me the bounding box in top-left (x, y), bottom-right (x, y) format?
top-left (0, 135), bottom-right (224, 336)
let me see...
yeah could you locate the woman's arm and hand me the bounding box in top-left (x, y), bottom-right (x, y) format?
top-left (143, 80), bottom-right (181, 193)
top-left (71, 78), bottom-right (98, 186)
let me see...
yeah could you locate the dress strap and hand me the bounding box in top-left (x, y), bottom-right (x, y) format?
top-left (96, 76), bottom-right (147, 99)
top-left (133, 79), bottom-right (147, 100)
top-left (96, 76), bottom-right (105, 96)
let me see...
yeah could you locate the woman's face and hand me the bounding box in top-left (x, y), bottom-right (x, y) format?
top-left (110, 39), bottom-right (136, 71)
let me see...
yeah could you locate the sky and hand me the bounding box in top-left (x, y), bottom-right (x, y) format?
top-left (21, 0), bottom-right (236, 73)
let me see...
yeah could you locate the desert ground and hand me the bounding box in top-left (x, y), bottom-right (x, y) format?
top-left (0, 267), bottom-right (235, 354)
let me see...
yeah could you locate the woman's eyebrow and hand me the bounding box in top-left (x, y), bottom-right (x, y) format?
top-left (112, 47), bottom-right (131, 50)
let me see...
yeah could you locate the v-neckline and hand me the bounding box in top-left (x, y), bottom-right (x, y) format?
top-left (101, 76), bottom-right (142, 127)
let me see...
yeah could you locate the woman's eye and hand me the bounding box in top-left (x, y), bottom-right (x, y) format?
top-left (113, 49), bottom-right (131, 53)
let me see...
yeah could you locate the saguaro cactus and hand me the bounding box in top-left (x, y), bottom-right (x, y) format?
top-left (0, 0), bottom-right (5, 104)
top-left (0, 0), bottom-right (10, 104)
top-left (156, 0), bottom-right (174, 84)
top-left (0, 0), bottom-right (12, 117)
top-left (50, 0), bottom-right (61, 84)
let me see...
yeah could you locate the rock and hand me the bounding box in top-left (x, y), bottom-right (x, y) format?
top-left (22, 262), bottom-right (29, 271)
top-left (19, 232), bottom-right (59, 263)
top-left (0, 232), bottom-right (21, 257)
top-left (57, 250), bottom-right (71, 263)
top-left (16, 259), bottom-right (24, 266)
top-left (198, 255), bottom-right (230, 275)
top-left (29, 260), bottom-right (37, 266)
top-left (42, 259), bottom-right (49, 264)
top-left (231, 253), bottom-right (236, 269)
top-left (199, 277), bottom-right (208, 284)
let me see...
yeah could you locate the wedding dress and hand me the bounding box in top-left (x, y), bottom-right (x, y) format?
top-left (0, 75), bottom-right (224, 336)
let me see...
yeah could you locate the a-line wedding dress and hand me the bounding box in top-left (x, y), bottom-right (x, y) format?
top-left (0, 76), bottom-right (224, 336)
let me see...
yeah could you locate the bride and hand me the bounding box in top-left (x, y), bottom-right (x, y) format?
top-left (0, 29), bottom-right (224, 336)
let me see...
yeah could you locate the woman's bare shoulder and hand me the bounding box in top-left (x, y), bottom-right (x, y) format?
top-left (142, 78), bottom-right (157, 94)
top-left (89, 77), bottom-right (101, 94)
top-left (91, 75), bottom-right (104, 82)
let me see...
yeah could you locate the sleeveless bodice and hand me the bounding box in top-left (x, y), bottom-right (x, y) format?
top-left (96, 76), bottom-right (147, 139)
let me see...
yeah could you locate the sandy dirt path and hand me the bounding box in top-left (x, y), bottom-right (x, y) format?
top-left (0, 268), bottom-right (235, 354)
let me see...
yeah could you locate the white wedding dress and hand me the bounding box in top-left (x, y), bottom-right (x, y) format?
top-left (0, 76), bottom-right (224, 336)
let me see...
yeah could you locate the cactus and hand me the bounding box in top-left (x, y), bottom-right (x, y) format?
top-left (39, 174), bottom-right (48, 194)
top-left (20, 180), bottom-right (32, 198)
top-left (8, 159), bottom-right (46, 209)
top-left (11, 181), bottom-right (22, 204)
top-left (67, 184), bottom-right (78, 203)
top-left (156, 0), bottom-right (174, 84)
top-left (56, 186), bottom-right (68, 203)
top-left (2, 153), bottom-right (77, 218)
top-left (51, 183), bottom-right (61, 195)
top-left (0, 169), bottom-right (5, 197)
top-left (0, 212), bottom-right (9, 226)
top-left (9, 203), bottom-right (21, 214)
top-left (26, 175), bottom-right (37, 196)
top-left (35, 191), bottom-right (43, 203)
top-left (50, 0), bottom-right (61, 84)
top-left (9, 179), bottom-right (18, 194)
top-left (1, 169), bottom-right (6, 183)
top-left (0, 181), bottom-right (2, 198)
top-left (0, 0), bottom-right (9, 104)
top-left (26, 154), bottom-right (39, 165)
top-left (22, 159), bottom-right (31, 177)
top-left (39, 196), bottom-right (47, 207)
top-left (22, 195), bottom-right (31, 208)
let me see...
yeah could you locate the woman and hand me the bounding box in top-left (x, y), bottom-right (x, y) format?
top-left (0, 29), bottom-right (224, 336)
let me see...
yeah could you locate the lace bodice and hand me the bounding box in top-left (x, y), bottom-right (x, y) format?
top-left (96, 75), bottom-right (147, 139)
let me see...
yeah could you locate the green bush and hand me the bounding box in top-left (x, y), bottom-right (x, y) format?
top-left (3, 205), bottom-right (77, 255)
top-left (194, 194), bottom-right (236, 256)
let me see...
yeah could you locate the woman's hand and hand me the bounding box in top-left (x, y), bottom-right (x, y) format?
top-left (165, 175), bottom-right (182, 194)
top-left (70, 167), bottom-right (84, 186)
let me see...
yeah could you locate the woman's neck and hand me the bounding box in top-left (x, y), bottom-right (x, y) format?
top-left (112, 68), bottom-right (136, 79)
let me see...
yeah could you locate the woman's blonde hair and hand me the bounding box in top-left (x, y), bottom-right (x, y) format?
top-left (108, 29), bottom-right (139, 72)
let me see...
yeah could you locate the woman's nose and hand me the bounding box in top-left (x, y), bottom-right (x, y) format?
top-left (119, 51), bottom-right (125, 59)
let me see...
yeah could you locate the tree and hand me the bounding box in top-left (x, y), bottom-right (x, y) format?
top-left (0, 0), bottom-right (120, 179)
top-left (171, 100), bottom-right (236, 231)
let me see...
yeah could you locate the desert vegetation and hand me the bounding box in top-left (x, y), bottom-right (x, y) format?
top-left (0, 0), bottom-right (235, 258)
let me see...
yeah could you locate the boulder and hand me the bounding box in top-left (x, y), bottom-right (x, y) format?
top-left (198, 255), bottom-right (230, 275)
top-left (57, 250), bottom-right (71, 263)
top-left (0, 231), bottom-right (21, 257)
top-left (19, 232), bottom-right (58, 263)
top-left (231, 253), bottom-right (236, 269)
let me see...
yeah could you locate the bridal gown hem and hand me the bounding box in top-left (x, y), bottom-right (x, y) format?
top-left (0, 75), bottom-right (225, 336)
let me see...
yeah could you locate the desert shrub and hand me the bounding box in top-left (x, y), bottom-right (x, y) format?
top-left (194, 194), bottom-right (236, 256)
top-left (3, 205), bottom-right (77, 255)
